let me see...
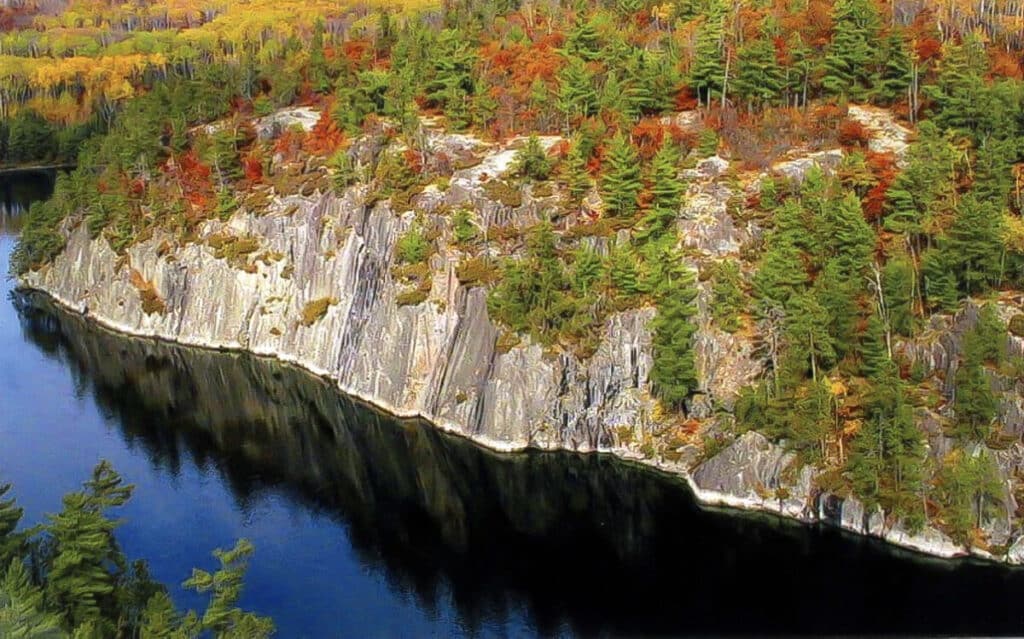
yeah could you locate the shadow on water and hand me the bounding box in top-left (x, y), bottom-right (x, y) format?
top-left (11, 288), bottom-right (1024, 635)
top-left (0, 172), bottom-right (53, 236)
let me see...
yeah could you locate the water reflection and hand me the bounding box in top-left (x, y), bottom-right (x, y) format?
top-left (13, 294), bottom-right (1024, 636)
top-left (0, 173), bottom-right (53, 235)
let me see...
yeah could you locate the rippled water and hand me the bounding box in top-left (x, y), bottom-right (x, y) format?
top-left (2, 176), bottom-right (1024, 637)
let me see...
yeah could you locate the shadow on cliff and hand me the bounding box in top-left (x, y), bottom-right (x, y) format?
top-left (14, 292), bottom-right (1024, 636)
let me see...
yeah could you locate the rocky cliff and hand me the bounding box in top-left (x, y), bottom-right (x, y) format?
top-left (19, 107), bottom-right (1024, 564)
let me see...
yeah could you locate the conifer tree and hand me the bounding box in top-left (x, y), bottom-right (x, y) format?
top-left (650, 252), bottom-right (699, 409)
top-left (44, 461), bottom-right (133, 631)
top-left (562, 137), bottom-right (593, 206)
top-left (571, 246), bottom-right (604, 296)
top-left (847, 363), bottom-right (926, 529)
top-left (608, 242), bottom-right (641, 299)
top-left (860, 313), bottom-right (892, 380)
top-left (0, 559), bottom-right (63, 639)
top-left (947, 196), bottom-right (1004, 295)
top-left (784, 290), bottom-right (836, 380)
top-left (733, 22), bottom-right (784, 111)
top-left (600, 134), bottom-right (642, 220)
top-left (637, 144), bottom-right (683, 247)
top-left (557, 57), bottom-right (598, 125)
top-left (876, 28), bottom-right (913, 106)
top-left (882, 255), bottom-right (916, 337)
top-left (814, 260), bottom-right (861, 361)
top-left (824, 192), bottom-right (875, 279)
top-left (0, 485), bottom-right (25, 569)
top-left (822, 0), bottom-right (881, 101)
top-left (183, 539), bottom-right (273, 638)
top-left (565, 13), bottom-right (601, 62)
top-left (689, 0), bottom-right (727, 107)
top-left (309, 19), bottom-right (331, 94)
top-left (934, 450), bottom-right (1003, 545)
top-left (753, 239), bottom-right (807, 310)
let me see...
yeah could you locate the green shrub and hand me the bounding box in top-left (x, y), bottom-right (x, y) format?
top-left (395, 224), bottom-right (431, 264)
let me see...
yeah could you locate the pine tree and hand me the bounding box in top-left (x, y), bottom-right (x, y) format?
top-left (184, 539), bottom-right (273, 638)
top-left (934, 449), bottom-right (1003, 545)
top-left (733, 22), bottom-right (784, 111)
top-left (814, 260), bottom-right (861, 361)
top-left (947, 195), bottom-right (1004, 295)
top-left (847, 364), bottom-right (926, 529)
top-left (637, 144), bottom-right (683, 247)
top-left (876, 28), bottom-right (913, 106)
top-left (0, 559), bottom-right (63, 639)
top-left (308, 19), bottom-right (331, 94)
top-left (650, 252), bottom-right (699, 409)
top-left (45, 461), bottom-right (133, 631)
top-left (513, 135), bottom-right (553, 182)
top-left (565, 13), bottom-right (601, 62)
top-left (753, 239), bottom-right (807, 310)
top-left (784, 290), bottom-right (836, 380)
top-left (965, 304), bottom-right (1007, 367)
top-left (557, 57), bottom-right (598, 124)
top-left (922, 245), bottom-right (960, 312)
top-left (562, 137), bottom-right (593, 206)
top-left (571, 245), bottom-right (604, 296)
top-left (137, 592), bottom-right (183, 639)
top-left (953, 359), bottom-right (998, 442)
top-left (927, 33), bottom-right (989, 138)
top-left (600, 134), bottom-right (642, 220)
top-left (882, 255), bottom-right (916, 337)
top-left (822, 0), bottom-right (882, 101)
top-left (824, 191), bottom-right (875, 279)
top-left (608, 242), bottom-right (641, 299)
top-left (0, 485), bottom-right (25, 569)
top-left (861, 313), bottom-right (892, 380)
top-left (689, 0), bottom-right (727, 107)
top-left (784, 32), bottom-right (813, 107)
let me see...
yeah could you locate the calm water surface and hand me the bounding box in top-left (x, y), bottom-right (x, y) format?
top-left (3, 175), bottom-right (1024, 637)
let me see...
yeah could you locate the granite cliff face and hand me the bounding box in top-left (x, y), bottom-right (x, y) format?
top-left (19, 108), bottom-right (1024, 563)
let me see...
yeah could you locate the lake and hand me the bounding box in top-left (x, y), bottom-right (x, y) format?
top-left (2, 174), bottom-right (1024, 637)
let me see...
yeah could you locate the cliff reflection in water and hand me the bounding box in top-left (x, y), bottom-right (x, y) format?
top-left (15, 294), bottom-right (1024, 636)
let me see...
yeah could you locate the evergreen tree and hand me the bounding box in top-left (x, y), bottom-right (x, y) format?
top-left (847, 364), bottom-right (926, 529)
top-left (308, 19), bottom-right (331, 94)
top-left (0, 484), bottom-right (26, 569)
top-left (822, 0), bottom-right (882, 101)
top-left (600, 134), bottom-right (642, 220)
top-left (637, 144), bottom-right (683, 247)
top-left (953, 359), bottom-right (998, 442)
top-left (608, 242), bottom-right (641, 299)
top-left (824, 191), bottom-right (875, 279)
top-left (690, 0), bottom-right (727, 107)
top-left (965, 304), bottom-right (1007, 367)
top-left (733, 23), bottom-right (785, 111)
top-left (753, 238), bottom-right (807, 310)
top-left (784, 290), bottom-right (836, 380)
top-left (947, 196), bottom-right (1004, 295)
top-left (927, 33), bottom-right (990, 138)
top-left (570, 245), bottom-right (604, 296)
top-left (650, 253), bottom-right (699, 409)
top-left (814, 260), bottom-right (861, 361)
top-left (557, 57), bottom-right (598, 124)
top-left (565, 13), bottom-right (601, 62)
top-left (513, 135), bottom-right (553, 182)
top-left (922, 245), bottom-right (961, 312)
top-left (0, 559), bottom-right (63, 639)
top-left (876, 28), bottom-right (913, 106)
top-left (183, 539), bottom-right (274, 638)
top-left (861, 313), bottom-right (892, 380)
top-left (562, 136), bottom-right (593, 206)
top-left (882, 255), bottom-right (917, 337)
top-left (44, 461), bottom-right (133, 631)
top-left (934, 450), bottom-right (1003, 545)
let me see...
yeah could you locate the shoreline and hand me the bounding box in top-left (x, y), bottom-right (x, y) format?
top-left (18, 283), bottom-right (1016, 568)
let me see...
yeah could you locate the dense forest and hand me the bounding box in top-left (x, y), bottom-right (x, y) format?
top-left (0, 462), bottom-right (272, 637)
top-left (8, 0), bottom-right (1024, 551)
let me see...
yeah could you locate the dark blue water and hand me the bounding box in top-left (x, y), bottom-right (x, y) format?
top-left (4, 175), bottom-right (1024, 637)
